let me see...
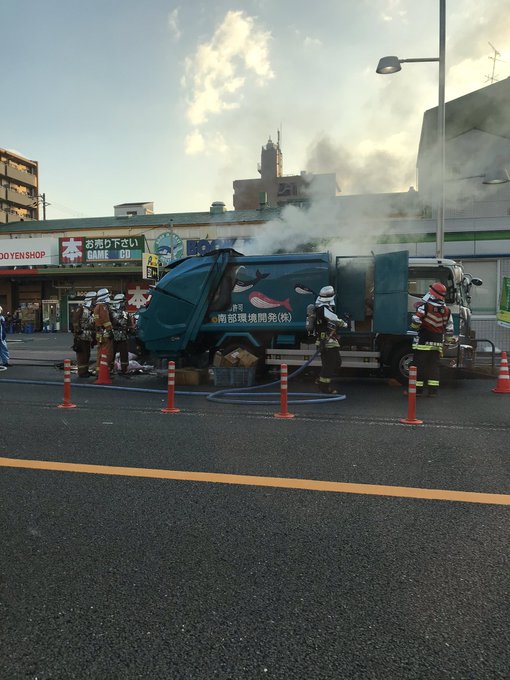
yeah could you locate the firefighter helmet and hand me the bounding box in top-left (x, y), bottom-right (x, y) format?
top-left (96, 288), bottom-right (110, 303)
top-left (317, 285), bottom-right (336, 305)
top-left (83, 291), bottom-right (97, 309)
top-left (112, 293), bottom-right (125, 309)
top-left (428, 282), bottom-right (446, 301)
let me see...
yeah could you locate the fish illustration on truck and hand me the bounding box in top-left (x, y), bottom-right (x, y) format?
top-left (137, 248), bottom-right (482, 383)
top-left (248, 291), bottom-right (292, 312)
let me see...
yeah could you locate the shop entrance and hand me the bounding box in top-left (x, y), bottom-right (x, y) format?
top-left (41, 300), bottom-right (60, 332)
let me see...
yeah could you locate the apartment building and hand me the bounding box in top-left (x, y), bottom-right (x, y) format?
top-left (0, 147), bottom-right (39, 224)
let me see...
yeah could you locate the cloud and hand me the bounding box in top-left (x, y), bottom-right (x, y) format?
top-left (365, 0), bottom-right (407, 23)
top-left (303, 36), bottom-right (323, 49)
top-left (167, 7), bottom-right (181, 41)
top-left (185, 129), bottom-right (228, 156)
top-left (182, 10), bottom-right (274, 128)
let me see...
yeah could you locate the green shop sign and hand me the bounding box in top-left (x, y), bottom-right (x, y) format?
top-left (497, 276), bottom-right (510, 327)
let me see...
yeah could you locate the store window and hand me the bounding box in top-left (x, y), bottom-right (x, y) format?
top-left (467, 260), bottom-right (498, 315)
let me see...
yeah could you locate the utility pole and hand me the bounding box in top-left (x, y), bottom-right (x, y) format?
top-left (41, 193), bottom-right (47, 220)
top-left (33, 193), bottom-right (49, 220)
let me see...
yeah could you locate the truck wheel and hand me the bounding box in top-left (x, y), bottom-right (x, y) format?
top-left (390, 344), bottom-right (414, 385)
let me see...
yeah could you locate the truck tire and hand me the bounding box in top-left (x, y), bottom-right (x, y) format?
top-left (390, 344), bottom-right (414, 385)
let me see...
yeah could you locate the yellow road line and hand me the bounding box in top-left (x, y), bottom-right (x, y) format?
top-left (0, 456), bottom-right (509, 506)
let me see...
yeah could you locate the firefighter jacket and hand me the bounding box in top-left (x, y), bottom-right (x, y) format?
top-left (111, 309), bottom-right (132, 342)
top-left (410, 300), bottom-right (453, 351)
top-left (93, 303), bottom-right (113, 342)
top-left (315, 305), bottom-right (348, 349)
top-left (73, 306), bottom-right (95, 342)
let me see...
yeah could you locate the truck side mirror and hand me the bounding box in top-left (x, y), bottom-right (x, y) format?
top-left (471, 277), bottom-right (483, 287)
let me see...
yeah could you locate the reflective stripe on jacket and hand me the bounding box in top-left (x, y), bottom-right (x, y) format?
top-left (411, 301), bottom-right (453, 342)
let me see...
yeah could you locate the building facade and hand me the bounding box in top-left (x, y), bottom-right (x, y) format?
top-left (0, 148), bottom-right (39, 224)
top-left (233, 133), bottom-right (338, 210)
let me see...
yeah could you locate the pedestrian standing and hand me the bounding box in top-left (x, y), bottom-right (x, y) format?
top-left (313, 286), bottom-right (348, 394)
top-left (410, 282), bottom-right (455, 397)
top-left (72, 292), bottom-right (96, 377)
top-left (0, 306), bottom-right (10, 367)
top-left (93, 288), bottom-right (114, 375)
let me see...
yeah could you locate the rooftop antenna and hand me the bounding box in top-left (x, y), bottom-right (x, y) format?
top-left (485, 42), bottom-right (503, 84)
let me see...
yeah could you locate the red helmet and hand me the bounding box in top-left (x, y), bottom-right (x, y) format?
top-left (428, 282), bottom-right (446, 301)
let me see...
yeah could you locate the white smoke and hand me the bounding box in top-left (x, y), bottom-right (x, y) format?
top-left (237, 189), bottom-right (413, 257)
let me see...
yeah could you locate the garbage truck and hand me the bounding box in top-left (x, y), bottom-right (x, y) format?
top-left (137, 248), bottom-right (482, 383)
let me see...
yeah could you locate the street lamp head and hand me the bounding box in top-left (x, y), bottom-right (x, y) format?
top-left (376, 56), bottom-right (402, 74)
top-left (483, 167), bottom-right (510, 184)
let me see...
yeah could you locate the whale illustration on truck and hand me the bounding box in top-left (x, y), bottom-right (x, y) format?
top-left (137, 248), bottom-right (482, 383)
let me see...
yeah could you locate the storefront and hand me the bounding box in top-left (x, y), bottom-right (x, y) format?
top-left (0, 235), bottom-right (151, 331)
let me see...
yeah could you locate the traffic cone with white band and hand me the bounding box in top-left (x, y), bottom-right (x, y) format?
top-left (57, 359), bottom-right (77, 409)
top-left (95, 346), bottom-right (112, 385)
top-left (161, 361), bottom-right (180, 413)
top-left (274, 363), bottom-right (295, 419)
top-left (400, 365), bottom-right (423, 425)
top-left (492, 351), bottom-right (510, 394)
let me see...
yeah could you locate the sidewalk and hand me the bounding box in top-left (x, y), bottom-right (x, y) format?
top-left (6, 331), bottom-right (76, 363)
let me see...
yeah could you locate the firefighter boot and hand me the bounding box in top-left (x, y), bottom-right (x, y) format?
top-left (427, 388), bottom-right (438, 398)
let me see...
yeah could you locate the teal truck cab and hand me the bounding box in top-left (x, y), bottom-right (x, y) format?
top-left (137, 248), bottom-right (481, 383)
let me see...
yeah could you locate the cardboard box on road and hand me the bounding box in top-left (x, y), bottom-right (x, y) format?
top-left (221, 349), bottom-right (241, 367)
top-left (237, 348), bottom-right (259, 368)
top-left (213, 347), bottom-right (258, 368)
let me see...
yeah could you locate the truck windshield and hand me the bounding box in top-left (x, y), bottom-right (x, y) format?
top-left (408, 268), bottom-right (454, 303)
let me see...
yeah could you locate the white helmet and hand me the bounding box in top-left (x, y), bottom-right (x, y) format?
top-left (84, 291), bottom-right (97, 309)
top-left (112, 293), bottom-right (125, 309)
top-left (96, 288), bottom-right (110, 303)
top-left (316, 285), bottom-right (336, 306)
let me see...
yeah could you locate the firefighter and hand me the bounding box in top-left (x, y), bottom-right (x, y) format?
top-left (111, 293), bottom-right (132, 376)
top-left (314, 285), bottom-right (348, 394)
top-left (93, 288), bottom-right (114, 373)
top-left (72, 291), bottom-right (96, 377)
top-left (410, 282), bottom-right (455, 397)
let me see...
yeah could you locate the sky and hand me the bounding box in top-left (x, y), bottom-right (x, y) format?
top-left (3, 0), bottom-right (509, 221)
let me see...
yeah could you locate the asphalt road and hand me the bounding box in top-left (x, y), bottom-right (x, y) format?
top-left (1, 335), bottom-right (509, 679)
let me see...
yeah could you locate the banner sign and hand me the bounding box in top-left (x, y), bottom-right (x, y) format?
top-left (185, 238), bottom-right (253, 256)
top-left (497, 276), bottom-right (510, 328)
top-left (0, 237), bottom-right (58, 266)
top-left (142, 253), bottom-right (159, 280)
top-left (59, 236), bottom-right (144, 264)
top-left (125, 282), bottom-right (151, 311)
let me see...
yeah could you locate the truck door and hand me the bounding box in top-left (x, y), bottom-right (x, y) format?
top-left (373, 250), bottom-right (409, 334)
top-left (335, 256), bottom-right (372, 323)
top-left (138, 249), bottom-right (232, 354)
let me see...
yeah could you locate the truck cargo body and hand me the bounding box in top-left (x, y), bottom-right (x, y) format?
top-left (137, 248), bottom-right (479, 382)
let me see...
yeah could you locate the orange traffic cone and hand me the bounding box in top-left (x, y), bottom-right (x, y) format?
top-left (492, 351), bottom-right (510, 393)
top-left (95, 347), bottom-right (112, 385)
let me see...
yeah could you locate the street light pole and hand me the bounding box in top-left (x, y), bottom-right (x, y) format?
top-left (437, 0), bottom-right (446, 260)
top-left (376, 0), bottom-right (446, 259)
